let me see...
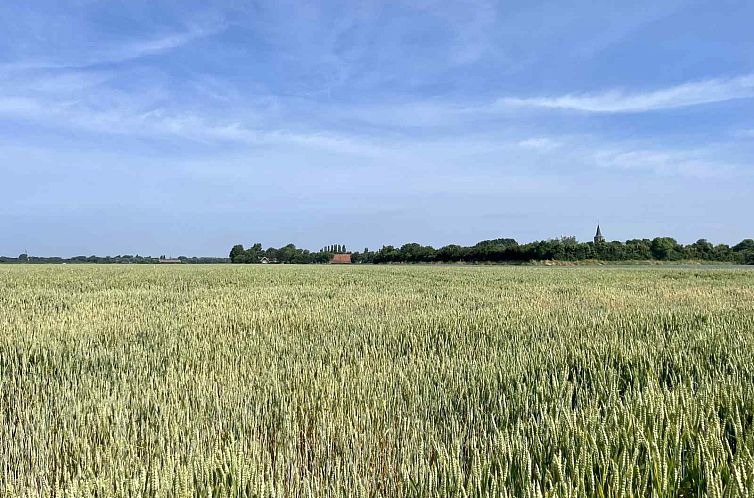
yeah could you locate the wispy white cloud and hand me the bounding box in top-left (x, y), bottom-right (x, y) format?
top-left (0, 66), bottom-right (379, 156)
top-left (2, 70), bottom-right (113, 94)
top-left (97, 25), bottom-right (224, 66)
top-left (517, 137), bottom-right (562, 150)
top-left (0, 59), bottom-right (748, 182)
top-left (498, 74), bottom-right (754, 113)
top-left (592, 148), bottom-right (732, 178)
top-left (278, 73), bottom-right (754, 130)
top-left (0, 92), bottom-right (383, 157)
top-left (0, 24), bottom-right (223, 72)
top-left (0, 88), bottom-right (744, 181)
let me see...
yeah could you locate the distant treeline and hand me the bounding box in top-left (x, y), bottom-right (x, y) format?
top-left (229, 244), bottom-right (334, 264)
top-left (0, 255), bottom-right (229, 264)
top-left (4, 237), bottom-right (752, 265)
top-left (230, 237), bottom-right (754, 265)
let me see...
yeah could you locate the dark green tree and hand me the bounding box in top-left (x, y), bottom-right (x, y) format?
top-left (230, 245), bottom-right (246, 263)
top-left (687, 239), bottom-right (714, 260)
top-left (651, 237), bottom-right (682, 260)
top-left (733, 239), bottom-right (754, 252)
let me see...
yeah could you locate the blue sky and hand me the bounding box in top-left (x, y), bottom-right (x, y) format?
top-left (1, 0), bottom-right (753, 256)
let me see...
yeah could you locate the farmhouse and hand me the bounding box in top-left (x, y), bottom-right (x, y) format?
top-left (330, 254), bottom-right (352, 264)
top-left (158, 259), bottom-right (182, 264)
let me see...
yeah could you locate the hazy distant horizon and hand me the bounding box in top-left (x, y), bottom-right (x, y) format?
top-left (2, 1), bottom-right (752, 257)
top-left (6, 228), bottom-right (751, 260)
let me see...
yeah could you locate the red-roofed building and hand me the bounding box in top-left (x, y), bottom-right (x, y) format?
top-left (330, 253), bottom-right (352, 264)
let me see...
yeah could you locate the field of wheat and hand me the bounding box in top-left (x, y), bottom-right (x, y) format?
top-left (1, 264), bottom-right (754, 497)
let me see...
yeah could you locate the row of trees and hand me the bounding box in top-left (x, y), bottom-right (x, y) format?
top-left (1, 254), bottom-right (229, 264)
top-left (4, 237), bottom-right (752, 265)
top-left (369, 238), bottom-right (754, 264)
top-left (229, 244), bottom-right (333, 264)
top-left (230, 237), bottom-right (754, 265)
top-left (321, 245), bottom-right (347, 254)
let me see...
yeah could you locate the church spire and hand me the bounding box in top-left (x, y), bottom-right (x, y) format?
top-left (594, 224), bottom-right (605, 243)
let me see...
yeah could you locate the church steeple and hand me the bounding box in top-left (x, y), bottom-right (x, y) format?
top-left (594, 224), bottom-right (605, 244)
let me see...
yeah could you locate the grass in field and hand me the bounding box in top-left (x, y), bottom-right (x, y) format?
top-left (1, 265), bottom-right (754, 497)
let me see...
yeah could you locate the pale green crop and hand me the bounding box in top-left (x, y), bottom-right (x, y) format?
top-left (1, 265), bottom-right (753, 497)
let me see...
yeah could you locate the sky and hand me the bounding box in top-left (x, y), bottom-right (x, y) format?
top-left (1, 0), bottom-right (753, 257)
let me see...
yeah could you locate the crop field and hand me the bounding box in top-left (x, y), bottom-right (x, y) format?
top-left (1, 265), bottom-right (754, 497)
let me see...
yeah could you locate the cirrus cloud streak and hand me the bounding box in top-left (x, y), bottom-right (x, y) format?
top-left (499, 74), bottom-right (754, 113)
